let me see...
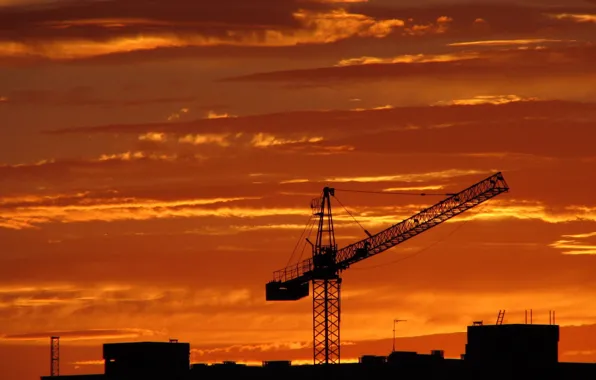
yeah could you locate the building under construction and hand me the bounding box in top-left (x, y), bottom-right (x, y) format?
top-left (41, 320), bottom-right (596, 379)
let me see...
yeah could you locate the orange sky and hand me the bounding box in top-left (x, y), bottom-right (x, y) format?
top-left (1, 0), bottom-right (596, 379)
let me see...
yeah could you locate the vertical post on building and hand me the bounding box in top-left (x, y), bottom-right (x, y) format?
top-left (51, 336), bottom-right (60, 377)
top-left (548, 310), bottom-right (553, 325)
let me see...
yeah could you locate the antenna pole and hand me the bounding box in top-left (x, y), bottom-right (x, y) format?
top-left (393, 319), bottom-right (407, 352)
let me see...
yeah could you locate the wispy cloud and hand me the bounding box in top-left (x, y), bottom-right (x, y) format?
top-left (2, 328), bottom-right (158, 342)
top-left (192, 341), bottom-right (310, 356)
top-left (547, 13), bottom-right (596, 23)
top-left (44, 100), bottom-right (596, 138)
top-left (220, 45), bottom-right (596, 84)
top-left (139, 132), bottom-right (167, 142)
top-left (324, 169), bottom-right (491, 183)
top-left (551, 232), bottom-right (596, 255)
top-left (434, 95), bottom-right (538, 106)
top-left (97, 151), bottom-right (178, 162)
top-left (335, 51), bottom-right (479, 67)
top-left (447, 39), bottom-right (571, 47)
top-left (0, 196), bottom-right (265, 229)
top-left (1, 186), bottom-right (595, 231)
top-left (251, 133), bottom-right (323, 147)
top-left (72, 360), bottom-right (104, 367)
top-left (179, 133), bottom-right (233, 147)
top-left (167, 107), bottom-right (190, 121)
top-left (0, 4), bottom-right (408, 61)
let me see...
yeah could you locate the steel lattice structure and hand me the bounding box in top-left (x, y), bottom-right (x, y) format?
top-left (313, 278), bottom-right (341, 364)
top-left (51, 336), bottom-right (60, 377)
top-left (266, 172), bottom-right (509, 365)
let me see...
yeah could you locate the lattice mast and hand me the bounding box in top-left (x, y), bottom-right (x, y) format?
top-left (265, 172), bottom-right (510, 365)
top-left (311, 187), bottom-right (340, 365)
top-left (50, 336), bottom-right (60, 377)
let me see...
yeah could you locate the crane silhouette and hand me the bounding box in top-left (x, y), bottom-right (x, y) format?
top-left (265, 172), bottom-right (509, 365)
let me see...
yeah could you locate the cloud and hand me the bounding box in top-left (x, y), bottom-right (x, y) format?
top-left (0, 2), bottom-right (408, 61)
top-left (251, 133), bottom-right (323, 147)
top-left (551, 232), bottom-right (596, 255)
top-left (43, 100), bottom-right (596, 137)
top-left (0, 178), bottom-right (595, 231)
top-left (139, 132), bottom-right (167, 142)
top-left (2, 328), bottom-right (157, 342)
top-left (0, 194), bottom-right (269, 229)
top-left (447, 38), bottom-right (572, 47)
top-left (350, 104), bottom-right (395, 112)
top-left (548, 13), bottom-right (596, 23)
top-left (97, 151), bottom-right (178, 162)
top-left (219, 45), bottom-right (596, 83)
top-left (46, 100), bottom-right (596, 160)
top-left (174, 131), bottom-right (324, 148)
top-left (0, 1), bottom-right (593, 65)
top-left (563, 232), bottom-right (596, 239)
top-left (1, 102), bottom-right (593, 242)
top-left (207, 110), bottom-right (233, 119)
top-left (72, 360), bottom-right (104, 367)
top-left (335, 51), bottom-right (479, 66)
top-left (0, 284), bottom-right (275, 336)
top-left (167, 107), bottom-right (190, 121)
top-left (5, 279), bottom-right (596, 351)
top-left (192, 341), bottom-right (310, 356)
top-left (324, 168), bottom-right (491, 183)
top-left (167, 109), bottom-right (234, 123)
top-left (402, 15), bottom-right (452, 36)
top-left (434, 94), bottom-right (538, 106)
top-left (8, 101), bottom-right (595, 209)
top-left (290, 8), bottom-right (404, 42)
top-left (179, 134), bottom-right (232, 147)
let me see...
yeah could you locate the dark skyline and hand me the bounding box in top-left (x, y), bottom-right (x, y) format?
top-left (1, 0), bottom-right (596, 379)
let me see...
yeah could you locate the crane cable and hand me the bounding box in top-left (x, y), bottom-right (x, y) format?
top-left (351, 202), bottom-right (490, 271)
top-left (335, 188), bottom-right (454, 197)
top-left (332, 189), bottom-right (448, 237)
top-left (285, 215), bottom-right (315, 268)
top-left (294, 189), bottom-right (325, 263)
top-left (332, 195), bottom-right (370, 236)
top-left (297, 218), bottom-right (317, 262)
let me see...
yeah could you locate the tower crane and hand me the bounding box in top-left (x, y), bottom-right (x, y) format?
top-left (265, 172), bottom-right (509, 365)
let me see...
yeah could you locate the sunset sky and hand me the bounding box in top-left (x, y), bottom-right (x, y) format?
top-left (1, 0), bottom-right (596, 378)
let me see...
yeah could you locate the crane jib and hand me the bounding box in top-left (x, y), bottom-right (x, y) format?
top-left (268, 172), bottom-right (509, 286)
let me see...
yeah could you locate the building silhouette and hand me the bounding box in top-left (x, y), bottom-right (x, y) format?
top-left (40, 321), bottom-right (596, 380)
